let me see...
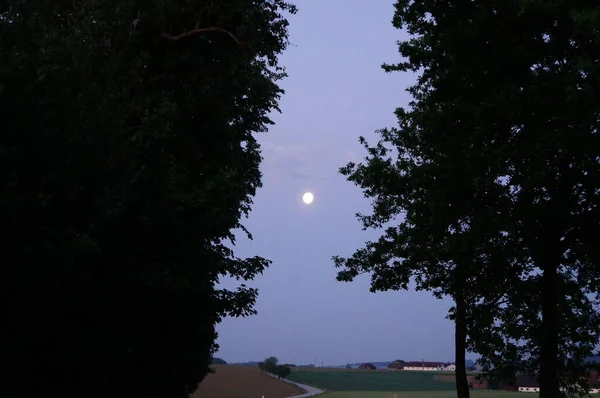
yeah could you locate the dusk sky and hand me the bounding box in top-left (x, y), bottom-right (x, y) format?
top-left (215, 0), bottom-right (458, 366)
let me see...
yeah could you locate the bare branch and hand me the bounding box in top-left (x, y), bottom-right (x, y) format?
top-left (161, 25), bottom-right (241, 45)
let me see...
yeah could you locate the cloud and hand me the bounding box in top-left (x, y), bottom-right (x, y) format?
top-left (258, 141), bottom-right (363, 181)
top-left (260, 141), bottom-right (321, 180)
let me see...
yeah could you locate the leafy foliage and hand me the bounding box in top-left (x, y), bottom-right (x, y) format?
top-left (261, 356), bottom-right (291, 379)
top-left (275, 365), bottom-right (292, 379)
top-left (264, 356), bottom-right (279, 373)
top-left (334, 1), bottom-right (600, 398)
top-left (0, 1), bottom-right (296, 398)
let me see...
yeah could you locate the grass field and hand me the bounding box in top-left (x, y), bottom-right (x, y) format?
top-left (319, 391), bottom-right (534, 398)
top-left (287, 369), bottom-right (457, 391)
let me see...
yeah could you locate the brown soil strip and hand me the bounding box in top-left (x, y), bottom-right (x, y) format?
top-left (193, 365), bottom-right (304, 398)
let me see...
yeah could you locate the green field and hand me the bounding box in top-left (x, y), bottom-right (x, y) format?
top-left (319, 391), bottom-right (534, 398)
top-left (287, 369), bottom-right (457, 391)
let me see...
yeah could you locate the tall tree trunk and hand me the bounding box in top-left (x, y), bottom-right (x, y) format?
top-left (539, 261), bottom-right (560, 398)
top-left (455, 293), bottom-right (470, 398)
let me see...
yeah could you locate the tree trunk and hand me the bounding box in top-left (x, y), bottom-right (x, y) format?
top-left (455, 293), bottom-right (470, 398)
top-left (539, 261), bottom-right (560, 398)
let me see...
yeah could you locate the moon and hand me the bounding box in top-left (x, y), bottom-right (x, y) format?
top-left (302, 192), bottom-right (314, 204)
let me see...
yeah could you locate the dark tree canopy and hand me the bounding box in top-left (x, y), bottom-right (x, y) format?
top-left (275, 365), bottom-right (292, 379)
top-left (0, 1), bottom-right (296, 398)
top-left (263, 356), bottom-right (279, 373)
top-left (334, 1), bottom-right (600, 398)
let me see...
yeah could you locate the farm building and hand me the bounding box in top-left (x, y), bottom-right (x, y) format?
top-left (516, 375), bottom-right (539, 393)
top-left (404, 361), bottom-right (445, 371)
top-left (443, 363), bottom-right (456, 371)
top-left (359, 363), bottom-right (376, 370)
top-left (387, 360), bottom-right (445, 371)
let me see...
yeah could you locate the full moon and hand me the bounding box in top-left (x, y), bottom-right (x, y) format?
top-left (302, 192), bottom-right (314, 204)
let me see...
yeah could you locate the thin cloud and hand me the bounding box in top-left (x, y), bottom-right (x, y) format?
top-left (260, 141), bottom-right (320, 180)
top-left (259, 141), bottom-right (359, 181)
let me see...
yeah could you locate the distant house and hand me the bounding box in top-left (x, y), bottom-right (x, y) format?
top-left (443, 363), bottom-right (456, 372)
top-left (516, 375), bottom-right (540, 393)
top-left (359, 363), bottom-right (377, 370)
top-left (404, 361), bottom-right (444, 371)
top-left (386, 360), bottom-right (443, 371)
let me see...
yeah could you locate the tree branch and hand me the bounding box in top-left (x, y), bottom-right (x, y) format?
top-left (161, 24), bottom-right (241, 45)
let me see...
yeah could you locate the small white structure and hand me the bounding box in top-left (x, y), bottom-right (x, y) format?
top-left (404, 365), bottom-right (441, 371)
top-left (403, 362), bottom-right (444, 371)
top-left (518, 385), bottom-right (599, 394)
top-left (518, 387), bottom-right (540, 393)
top-left (443, 364), bottom-right (457, 372)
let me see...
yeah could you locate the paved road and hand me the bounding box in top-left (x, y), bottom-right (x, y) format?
top-left (283, 379), bottom-right (323, 397)
top-left (265, 373), bottom-right (324, 397)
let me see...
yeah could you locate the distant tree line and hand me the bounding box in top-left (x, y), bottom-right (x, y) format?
top-left (258, 356), bottom-right (292, 379)
top-left (211, 357), bottom-right (227, 365)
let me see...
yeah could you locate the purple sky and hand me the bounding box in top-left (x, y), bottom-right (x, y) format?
top-left (215, 0), bottom-right (456, 366)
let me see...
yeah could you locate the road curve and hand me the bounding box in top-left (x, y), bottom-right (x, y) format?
top-left (283, 379), bottom-right (323, 398)
top-left (265, 373), bottom-right (324, 397)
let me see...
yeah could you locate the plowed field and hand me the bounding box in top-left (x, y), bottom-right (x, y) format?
top-left (193, 365), bottom-right (304, 398)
